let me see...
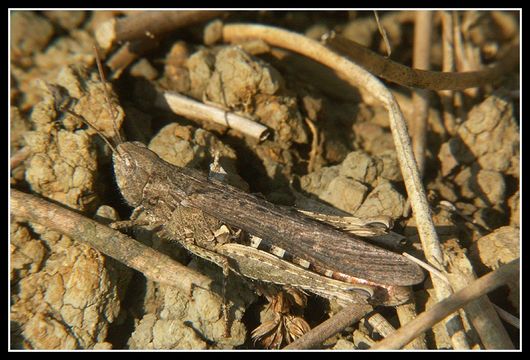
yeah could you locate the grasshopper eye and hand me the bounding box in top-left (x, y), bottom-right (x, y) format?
top-left (130, 141), bottom-right (147, 148)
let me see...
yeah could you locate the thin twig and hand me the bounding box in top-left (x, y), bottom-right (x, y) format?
top-left (97, 11), bottom-right (223, 79)
top-left (402, 252), bottom-right (451, 286)
top-left (283, 304), bottom-right (373, 349)
top-left (324, 33), bottom-right (519, 91)
top-left (304, 117), bottom-right (320, 173)
top-left (371, 259), bottom-right (519, 350)
top-left (452, 12), bottom-right (479, 99)
top-left (445, 245), bottom-right (515, 349)
top-left (106, 39), bottom-right (159, 80)
top-left (154, 91), bottom-right (270, 141)
top-left (95, 10), bottom-right (224, 50)
top-left (366, 312), bottom-right (396, 338)
top-left (396, 301), bottom-right (427, 349)
top-left (461, 290), bottom-right (515, 349)
top-left (411, 10), bottom-right (432, 177)
top-left (460, 12), bottom-right (483, 99)
top-left (492, 304), bottom-right (520, 329)
top-left (10, 188), bottom-right (213, 294)
top-left (452, 12), bottom-right (470, 74)
top-left (439, 11), bottom-right (458, 136)
top-left (220, 23), bottom-right (468, 349)
top-left (373, 11), bottom-right (391, 57)
top-left (402, 10), bottom-right (433, 218)
top-left (451, 12), bottom-right (469, 125)
top-left (366, 308), bottom-right (428, 349)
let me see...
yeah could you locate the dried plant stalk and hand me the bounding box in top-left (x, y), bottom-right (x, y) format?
top-left (396, 301), bottom-right (427, 349)
top-left (411, 10), bottom-right (433, 176)
top-left (371, 259), bottom-right (519, 350)
top-left (155, 91), bottom-right (270, 141)
top-left (325, 32), bottom-right (519, 91)
top-left (10, 189), bottom-right (213, 293)
top-left (95, 10), bottom-right (223, 50)
top-left (105, 39), bottom-right (159, 80)
top-left (283, 304), bottom-right (373, 349)
top-left (439, 10), bottom-right (458, 136)
top-left (366, 312), bottom-right (396, 338)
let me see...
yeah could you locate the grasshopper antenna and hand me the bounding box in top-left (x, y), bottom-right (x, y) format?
top-left (64, 108), bottom-right (119, 155)
top-left (45, 80), bottom-right (119, 155)
top-left (93, 44), bottom-right (124, 145)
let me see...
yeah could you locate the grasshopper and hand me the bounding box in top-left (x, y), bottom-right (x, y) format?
top-left (80, 46), bottom-right (425, 338)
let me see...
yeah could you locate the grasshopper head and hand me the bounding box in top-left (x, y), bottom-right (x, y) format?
top-left (113, 141), bottom-right (157, 207)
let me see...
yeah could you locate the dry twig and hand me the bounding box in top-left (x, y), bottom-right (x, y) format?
top-left (396, 301), bottom-right (428, 349)
top-left (10, 188), bottom-right (213, 294)
top-left (95, 10), bottom-right (223, 50)
top-left (373, 11), bottom-right (391, 57)
top-left (303, 117), bottom-right (322, 173)
top-left (445, 249), bottom-right (515, 349)
top-left (324, 33), bottom-right (519, 91)
top-left (283, 304), bottom-right (373, 349)
top-left (366, 312), bottom-right (396, 338)
top-left (457, 12), bottom-right (483, 98)
top-left (439, 11), bottom-right (458, 136)
top-left (105, 39), bottom-right (159, 80)
top-left (492, 304), bottom-right (519, 329)
top-left (96, 11), bottom-right (223, 79)
top-left (371, 259), bottom-right (519, 350)
top-left (402, 252), bottom-right (451, 286)
top-left (154, 91), bottom-right (270, 141)
top-left (411, 11), bottom-right (433, 177)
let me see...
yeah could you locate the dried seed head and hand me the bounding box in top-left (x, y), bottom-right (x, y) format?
top-left (252, 285), bottom-right (311, 348)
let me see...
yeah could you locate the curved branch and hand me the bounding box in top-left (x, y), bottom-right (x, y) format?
top-left (324, 33), bottom-right (519, 90)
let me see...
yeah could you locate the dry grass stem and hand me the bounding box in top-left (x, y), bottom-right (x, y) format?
top-left (396, 301), bottom-right (427, 349)
top-left (366, 312), bottom-right (396, 338)
top-left (374, 11), bottom-right (391, 57)
top-left (304, 117), bottom-right (321, 173)
top-left (452, 12), bottom-right (479, 99)
top-left (155, 91), bottom-right (270, 141)
top-left (439, 11), bottom-right (458, 136)
top-left (324, 33), bottom-right (519, 91)
top-left (371, 259), bottom-right (518, 350)
top-left (411, 11), bottom-right (433, 176)
top-left (283, 304), bottom-right (373, 349)
top-left (95, 11), bottom-right (223, 50)
top-left (105, 40), bottom-right (159, 80)
top-left (10, 189), bottom-right (213, 293)
top-left (402, 252), bottom-right (451, 285)
top-left (447, 251), bottom-right (515, 349)
top-left (492, 304), bottom-right (519, 329)
top-left (97, 11), bottom-right (223, 79)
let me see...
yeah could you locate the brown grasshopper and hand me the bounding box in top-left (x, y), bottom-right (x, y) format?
top-left (76, 46), bottom-right (425, 338)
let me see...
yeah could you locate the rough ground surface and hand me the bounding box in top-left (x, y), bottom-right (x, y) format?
top-left (10, 10), bottom-right (519, 349)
